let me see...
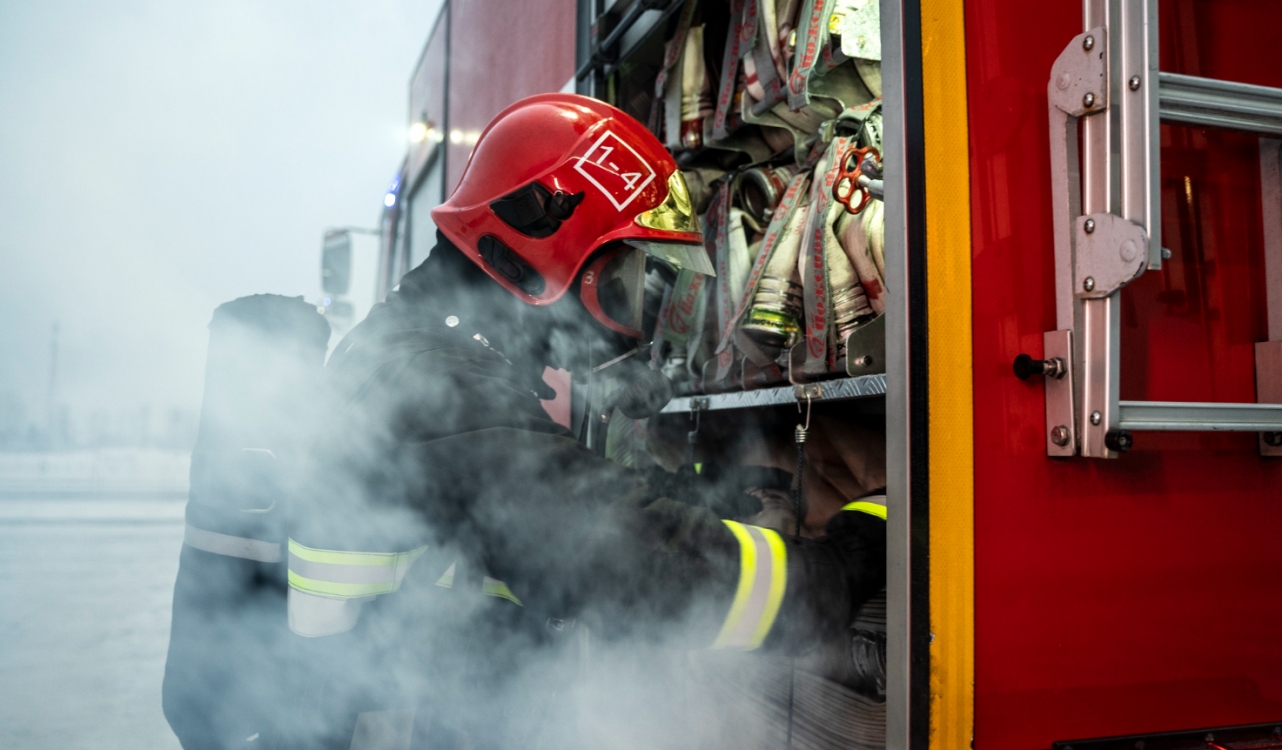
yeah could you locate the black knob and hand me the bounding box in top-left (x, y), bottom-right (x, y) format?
top-left (1105, 430), bottom-right (1133, 453)
top-left (1013, 353), bottom-right (1066, 380)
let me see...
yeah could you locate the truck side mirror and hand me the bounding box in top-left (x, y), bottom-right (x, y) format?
top-left (321, 230), bottom-right (352, 295)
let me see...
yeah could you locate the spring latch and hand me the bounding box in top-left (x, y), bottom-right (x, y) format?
top-left (792, 394), bottom-right (812, 539)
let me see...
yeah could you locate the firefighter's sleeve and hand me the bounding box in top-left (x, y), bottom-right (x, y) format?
top-left (394, 427), bottom-right (887, 653)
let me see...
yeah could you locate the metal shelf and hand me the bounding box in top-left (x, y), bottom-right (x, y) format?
top-left (661, 374), bottom-right (887, 414)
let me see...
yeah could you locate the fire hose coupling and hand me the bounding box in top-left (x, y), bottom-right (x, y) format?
top-left (1013, 353), bottom-right (1067, 381)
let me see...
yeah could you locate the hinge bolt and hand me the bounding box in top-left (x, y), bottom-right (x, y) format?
top-left (1083, 92), bottom-right (1096, 108)
top-left (1129, 75), bottom-right (1142, 91)
top-left (1082, 35), bottom-right (1095, 51)
top-left (1051, 425), bottom-right (1070, 446)
top-left (1090, 411), bottom-right (1102, 426)
top-left (1083, 276), bottom-right (1095, 292)
top-left (1084, 218), bottom-right (1096, 233)
top-left (1161, 247), bottom-right (1172, 260)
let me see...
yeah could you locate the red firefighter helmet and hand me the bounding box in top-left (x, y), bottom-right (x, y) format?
top-left (431, 93), bottom-right (713, 338)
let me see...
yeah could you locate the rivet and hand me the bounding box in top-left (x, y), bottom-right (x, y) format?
top-left (1161, 247), bottom-right (1172, 260)
top-left (1084, 218), bottom-right (1096, 233)
top-left (1129, 75), bottom-right (1142, 91)
top-left (1083, 92), bottom-right (1096, 108)
top-left (853, 355), bottom-right (873, 367)
top-left (1082, 35), bottom-right (1095, 51)
top-left (1084, 276), bottom-right (1096, 292)
top-left (1091, 411), bottom-right (1102, 426)
top-left (1051, 425), bottom-right (1070, 446)
top-left (445, 315), bottom-right (460, 327)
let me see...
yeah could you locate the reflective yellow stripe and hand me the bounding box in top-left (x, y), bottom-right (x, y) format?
top-left (287, 570), bottom-right (393, 598)
top-left (286, 539), bottom-right (426, 600)
top-left (435, 562), bottom-right (456, 589)
top-left (482, 577), bottom-right (523, 606)
top-left (288, 538), bottom-right (422, 567)
top-left (842, 500), bottom-right (888, 520)
top-left (711, 521), bottom-right (787, 650)
top-left (715, 521), bottom-right (757, 646)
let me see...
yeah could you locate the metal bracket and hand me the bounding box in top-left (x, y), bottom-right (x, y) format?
top-left (1049, 27), bottom-right (1108, 118)
top-left (845, 314), bottom-right (887, 376)
top-left (1074, 213), bottom-right (1148, 298)
top-left (1257, 342), bottom-right (1282, 456)
top-left (794, 383), bottom-right (824, 401)
top-left (1044, 331), bottom-right (1076, 456)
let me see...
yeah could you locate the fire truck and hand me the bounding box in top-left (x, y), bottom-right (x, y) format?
top-left (320, 0), bottom-right (1282, 747)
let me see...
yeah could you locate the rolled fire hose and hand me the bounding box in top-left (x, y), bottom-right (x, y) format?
top-left (739, 196), bottom-right (810, 356)
top-left (680, 25), bottom-right (712, 150)
top-left (836, 202), bottom-right (885, 315)
top-left (823, 201), bottom-right (875, 359)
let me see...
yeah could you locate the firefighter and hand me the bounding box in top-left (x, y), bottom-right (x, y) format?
top-left (283, 94), bottom-right (886, 749)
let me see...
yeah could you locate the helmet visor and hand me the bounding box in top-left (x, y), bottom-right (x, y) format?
top-left (623, 239), bottom-right (716, 277)
top-left (583, 242), bottom-right (712, 339)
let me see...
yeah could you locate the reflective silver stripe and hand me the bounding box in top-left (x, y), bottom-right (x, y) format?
top-left (712, 521), bottom-right (787, 650)
top-left (183, 524), bottom-right (281, 563)
top-left (287, 588), bottom-right (369, 637)
top-left (349, 710), bottom-right (415, 750)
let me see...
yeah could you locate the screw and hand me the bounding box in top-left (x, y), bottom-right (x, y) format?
top-left (1051, 425), bottom-right (1070, 446)
top-left (1129, 75), bottom-right (1142, 91)
top-left (1083, 277), bottom-right (1096, 292)
top-left (1091, 411), bottom-right (1102, 426)
top-left (1264, 432), bottom-right (1282, 447)
top-left (1161, 246), bottom-right (1172, 260)
top-left (1083, 92), bottom-right (1096, 108)
top-left (1083, 35), bottom-right (1095, 51)
top-left (1084, 218), bottom-right (1096, 233)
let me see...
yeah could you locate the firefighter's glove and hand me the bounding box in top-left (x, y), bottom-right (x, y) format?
top-left (767, 503), bottom-right (887, 654)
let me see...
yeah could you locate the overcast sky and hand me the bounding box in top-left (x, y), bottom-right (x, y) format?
top-left (0, 0), bottom-right (442, 432)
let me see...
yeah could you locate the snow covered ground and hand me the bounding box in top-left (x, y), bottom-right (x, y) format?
top-left (0, 451), bottom-right (186, 749)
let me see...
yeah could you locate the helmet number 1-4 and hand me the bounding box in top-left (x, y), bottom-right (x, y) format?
top-left (573, 131), bottom-right (657, 212)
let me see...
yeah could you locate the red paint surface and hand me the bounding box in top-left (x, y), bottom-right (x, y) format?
top-left (966, 1), bottom-right (1282, 747)
top-left (446, 0), bottom-right (577, 193)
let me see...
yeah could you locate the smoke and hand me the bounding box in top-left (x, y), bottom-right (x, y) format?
top-left (0, 4), bottom-right (887, 747)
top-left (162, 231), bottom-right (886, 750)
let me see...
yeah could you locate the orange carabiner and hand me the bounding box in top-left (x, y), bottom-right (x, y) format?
top-left (833, 144), bottom-right (881, 214)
